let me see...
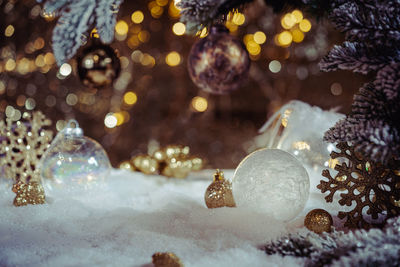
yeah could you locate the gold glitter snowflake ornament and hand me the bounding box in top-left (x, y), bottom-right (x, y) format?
top-left (12, 181), bottom-right (46, 206)
top-left (0, 111), bottom-right (53, 183)
top-left (318, 142), bottom-right (400, 229)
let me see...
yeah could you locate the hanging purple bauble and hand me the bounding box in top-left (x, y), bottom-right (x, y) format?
top-left (188, 25), bottom-right (250, 94)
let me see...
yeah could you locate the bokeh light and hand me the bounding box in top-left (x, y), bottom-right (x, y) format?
top-left (115, 20), bottom-right (129, 35)
top-left (299, 19), bottom-right (312, 32)
top-left (131, 11), bottom-right (144, 24)
top-left (59, 63), bottom-right (72, 76)
top-left (5, 25), bottom-right (15, 37)
top-left (269, 60), bottom-right (282, 73)
top-left (191, 96), bottom-right (208, 112)
top-left (277, 31), bottom-right (293, 46)
top-left (165, 51), bottom-right (181, 66)
top-left (253, 31), bottom-right (266, 44)
top-left (123, 92), bottom-right (138, 105)
top-left (172, 22), bottom-right (186, 36)
top-left (105, 113), bottom-right (118, 128)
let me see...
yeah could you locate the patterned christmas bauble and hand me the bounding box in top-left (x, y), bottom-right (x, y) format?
top-left (188, 25), bottom-right (250, 94)
top-left (77, 44), bottom-right (121, 88)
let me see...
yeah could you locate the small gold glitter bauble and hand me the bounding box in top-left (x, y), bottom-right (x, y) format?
top-left (152, 252), bottom-right (183, 267)
top-left (205, 170), bottom-right (236, 209)
top-left (304, 209), bottom-right (333, 234)
top-left (77, 44), bottom-right (121, 88)
top-left (12, 181), bottom-right (46, 206)
top-left (119, 160), bottom-right (134, 171)
top-left (131, 155), bottom-right (159, 175)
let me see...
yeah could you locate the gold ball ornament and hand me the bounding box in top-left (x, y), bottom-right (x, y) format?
top-left (164, 145), bottom-right (190, 159)
top-left (118, 160), bottom-right (134, 171)
top-left (205, 170), bottom-right (236, 209)
top-left (131, 155), bottom-right (159, 175)
top-left (152, 149), bottom-right (167, 162)
top-left (77, 44), bottom-right (121, 88)
top-left (162, 158), bottom-right (192, 179)
top-left (152, 252), bottom-right (183, 267)
top-left (304, 209), bottom-right (333, 234)
top-left (12, 181), bottom-right (46, 206)
top-left (190, 157), bottom-right (204, 171)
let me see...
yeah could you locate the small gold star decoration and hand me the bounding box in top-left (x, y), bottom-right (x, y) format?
top-left (0, 111), bottom-right (53, 184)
top-left (318, 142), bottom-right (400, 229)
top-left (12, 181), bottom-right (46, 206)
top-left (204, 169), bottom-right (236, 209)
top-left (304, 209), bottom-right (333, 234)
top-left (152, 252), bottom-right (184, 267)
top-left (119, 145), bottom-right (204, 178)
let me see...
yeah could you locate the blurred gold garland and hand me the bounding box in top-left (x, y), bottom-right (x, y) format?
top-left (119, 145), bottom-right (204, 178)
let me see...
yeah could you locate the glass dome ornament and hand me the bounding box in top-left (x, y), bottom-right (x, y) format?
top-left (40, 120), bottom-right (111, 194)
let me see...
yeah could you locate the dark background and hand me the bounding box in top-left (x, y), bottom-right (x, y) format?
top-left (0, 0), bottom-right (366, 167)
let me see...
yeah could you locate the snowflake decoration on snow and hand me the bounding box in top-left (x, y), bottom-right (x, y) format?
top-left (40, 0), bottom-right (124, 65)
top-left (318, 142), bottom-right (400, 229)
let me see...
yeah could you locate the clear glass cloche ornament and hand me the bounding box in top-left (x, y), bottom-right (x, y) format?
top-left (40, 120), bottom-right (111, 193)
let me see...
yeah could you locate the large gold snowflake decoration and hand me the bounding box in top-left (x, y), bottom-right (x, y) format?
top-left (318, 142), bottom-right (400, 229)
top-left (0, 111), bottom-right (53, 183)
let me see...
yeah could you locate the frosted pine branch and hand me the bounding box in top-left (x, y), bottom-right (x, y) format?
top-left (324, 81), bottom-right (400, 163)
top-left (321, 1), bottom-right (400, 163)
top-left (41, 0), bottom-right (124, 65)
top-left (178, 0), bottom-right (254, 34)
top-left (95, 0), bottom-right (123, 43)
top-left (178, 0), bottom-right (314, 34)
top-left (49, 0), bottom-right (96, 66)
top-left (329, 1), bottom-right (400, 46)
top-left (319, 42), bottom-right (397, 74)
top-left (263, 216), bottom-right (400, 267)
top-left (375, 63), bottom-right (400, 100)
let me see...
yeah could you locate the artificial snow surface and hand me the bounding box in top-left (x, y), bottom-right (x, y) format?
top-left (0, 168), bottom-right (343, 267)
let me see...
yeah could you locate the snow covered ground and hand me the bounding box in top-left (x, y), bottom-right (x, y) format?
top-left (0, 168), bottom-right (342, 267)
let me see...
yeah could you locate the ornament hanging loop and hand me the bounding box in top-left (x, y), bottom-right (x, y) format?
top-left (63, 119), bottom-right (83, 137)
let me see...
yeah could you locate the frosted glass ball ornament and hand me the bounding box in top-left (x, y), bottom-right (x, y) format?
top-left (40, 120), bottom-right (111, 194)
top-left (232, 149), bottom-right (310, 221)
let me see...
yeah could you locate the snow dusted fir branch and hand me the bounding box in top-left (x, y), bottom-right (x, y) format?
top-left (263, 216), bottom-right (400, 267)
top-left (178, 0), bottom-right (328, 34)
top-left (39, 0), bottom-right (123, 66)
top-left (177, 0), bottom-right (254, 34)
top-left (321, 0), bottom-right (400, 164)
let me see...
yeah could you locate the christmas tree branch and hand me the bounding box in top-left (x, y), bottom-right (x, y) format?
top-left (263, 216), bottom-right (400, 267)
top-left (178, 0), bottom-right (255, 34)
top-left (319, 42), bottom-right (397, 74)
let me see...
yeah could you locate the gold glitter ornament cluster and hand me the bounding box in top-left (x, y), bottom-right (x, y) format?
top-left (119, 145), bottom-right (204, 178)
top-left (0, 111), bottom-right (53, 183)
top-left (205, 169), bottom-right (236, 209)
top-left (12, 181), bottom-right (46, 206)
top-left (304, 209), bottom-right (333, 234)
top-left (152, 252), bottom-right (184, 267)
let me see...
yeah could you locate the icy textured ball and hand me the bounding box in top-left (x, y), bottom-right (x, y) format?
top-left (232, 149), bottom-right (310, 221)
